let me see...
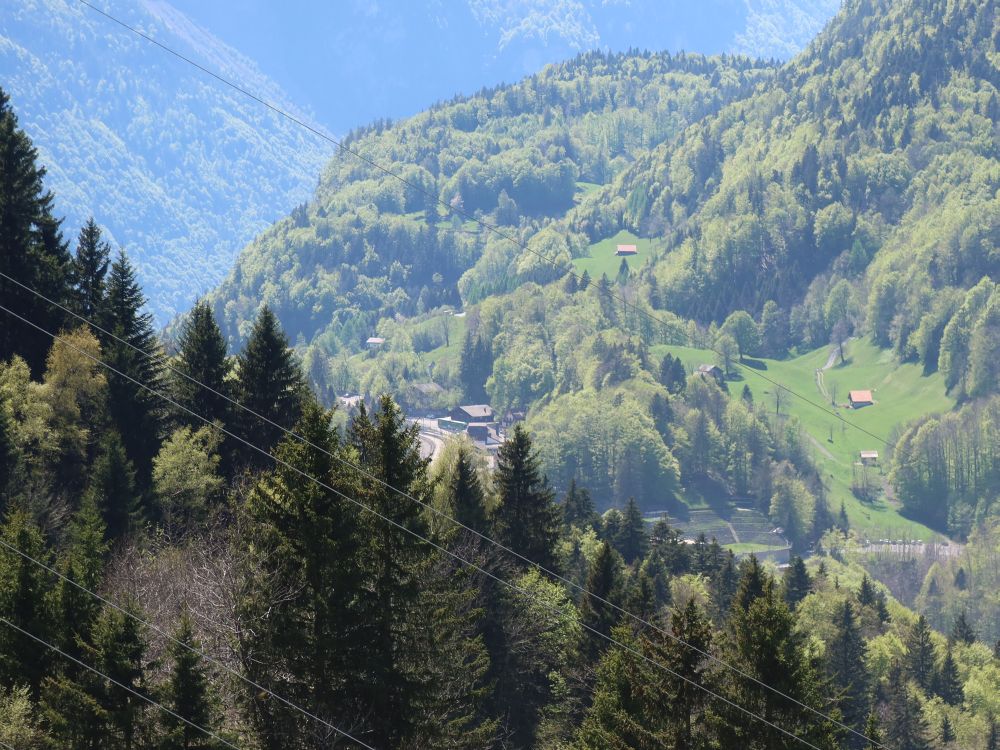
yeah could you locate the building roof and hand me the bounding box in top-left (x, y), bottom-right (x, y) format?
top-left (616, 244), bottom-right (638, 255)
top-left (860, 450), bottom-right (880, 459)
top-left (412, 382), bottom-right (443, 395)
top-left (366, 336), bottom-right (385, 345)
top-left (697, 363), bottom-right (722, 374)
top-left (849, 390), bottom-right (873, 403)
top-left (456, 404), bottom-right (493, 418)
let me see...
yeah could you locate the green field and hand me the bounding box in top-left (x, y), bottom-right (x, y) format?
top-left (653, 339), bottom-right (953, 542)
top-left (571, 229), bottom-right (653, 279)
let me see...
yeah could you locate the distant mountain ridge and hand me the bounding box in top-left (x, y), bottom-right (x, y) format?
top-left (0, 0), bottom-right (328, 323)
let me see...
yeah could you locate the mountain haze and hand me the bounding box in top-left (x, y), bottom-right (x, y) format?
top-left (0, 0), bottom-right (328, 323)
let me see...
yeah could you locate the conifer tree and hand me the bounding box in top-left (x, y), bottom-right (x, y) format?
top-left (234, 306), bottom-right (304, 468)
top-left (863, 711), bottom-right (883, 750)
top-left (934, 646), bottom-right (963, 706)
top-left (0, 88), bottom-right (71, 376)
top-left (70, 218), bottom-right (111, 319)
top-left (940, 715), bottom-right (955, 744)
top-left (492, 424), bottom-right (561, 573)
top-left (172, 301), bottom-right (231, 431)
top-left (827, 600), bottom-right (868, 741)
top-left (86, 431), bottom-right (140, 542)
top-left (0, 399), bottom-right (15, 506)
top-left (950, 610), bottom-right (976, 645)
top-left (0, 511), bottom-right (53, 696)
top-left (905, 615), bottom-right (935, 690)
top-left (883, 664), bottom-right (931, 750)
top-left (240, 401), bottom-right (364, 745)
top-left (782, 556), bottom-right (812, 609)
top-left (561, 478), bottom-right (597, 531)
top-left (732, 555), bottom-right (772, 613)
top-left (613, 497), bottom-right (648, 565)
top-left (160, 610), bottom-right (221, 750)
top-left (857, 574), bottom-right (878, 607)
top-left (988, 719), bottom-right (998, 750)
top-left (101, 249), bottom-right (164, 484)
top-left (579, 542), bottom-right (624, 658)
top-left (448, 443), bottom-right (489, 535)
top-left (52, 495), bottom-right (107, 659)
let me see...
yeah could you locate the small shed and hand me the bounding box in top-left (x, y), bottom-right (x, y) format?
top-left (451, 404), bottom-right (494, 424)
top-left (849, 390), bottom-right (873, 408)
top-left (859, 450), bottom-right (879, 465)
top-left (697, 364), bottom-right (724, 383)
top-left (615, 244), bottom-right (638, 256)
top-left (366, 336), bottom-right (385, 350)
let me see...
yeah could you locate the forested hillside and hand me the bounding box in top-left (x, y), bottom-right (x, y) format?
top-left (0, 0), bottom-right (328, 323)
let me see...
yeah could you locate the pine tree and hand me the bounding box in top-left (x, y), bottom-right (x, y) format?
top-left (70, 218), bottom-right (111, 319)
top-left (172, 301), bottom-right (231, 431)
top-left (160, 610), bottom-right (221, 750)
top-left (884, 664), bottom-right (931, 750)
top-left (782, 556), bottom-right (812, 609)
top-left (905, 615), bottom-right (935, 690)
top-left (858, 574), bottom-right (878, 607)
top-left (934, 646), bottom-right (963, 705)
top-left (579, 542), bottom-right (624, 659)
top-left (561, 478), bottom-right (597, 531)
top-left (101, 249), bottom-right (164, 485)
top-left (827, 600), bottom-right (868, 741)
top-left (950, 610), bottom-right (976, 645)
top-left (492, 424), bottom-right (561, 573)
top-left (613, 497), bottom-right (648, 565)
top-left (234, 306), bottom-right (304, 469)
top-left (0, 88), bottom-right (71, 376)
top-left (86, 431), bottom-right (141, 542)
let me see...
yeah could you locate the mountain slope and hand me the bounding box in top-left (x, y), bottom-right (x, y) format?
top-left (0, 0), bottom-right (328, 323)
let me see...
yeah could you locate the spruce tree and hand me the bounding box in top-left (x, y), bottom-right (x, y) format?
top-left (0, 399), bottom-right (15, 507)
top-left (492, 424), bottom-right (561, 573)
top-left (613, 497), bottom-right (648, 565)
top-left (950, 610), bottom-right (976, 645)
top-left (234, 306), bottom-right (304, 468)
top-left (905, 615), bottom-right (935, 690)
top-left (160, 611), bottom-right (221, 750)
top-left (782, 556), bottom-right (812, 609)
top-left (70, 218), bottom-right (111, 319)
top-left (857, 574), bottom-right (878, 607)
top-left (0, 88), bottom-right (71, 376)
top-left (732, 555), bottom-right (772, 613)
top-left (52, 495), bottom-right (107, 659)
top-left (884, 664), bottom-right (931, 750)
top-left (827, 600), bottom-right (868, 742)
top-left (940, 715), bottom-right (955, 744)
top-left (934, 646), bottom-right (963, 705)
top-left (448, 443), bottom-right (489, 535)
top-left (172, 301), bottom-right (231, 431)
top-left (579, 542), bottom-right (624, 658)
top-left (101, 249), bottom-right (164, 484)
top-left (863, 711), bottom-right (883, 750)
top-left (561, 478), bottom-right (598, 531)
top-left (0, 511), bottom-right (53, 696)
top-left (241, 401), bottom-right (364, 745)
top-left (988, 719), bottom-right (998, 750)
top-left (86, 431), bottom-right (140, 542)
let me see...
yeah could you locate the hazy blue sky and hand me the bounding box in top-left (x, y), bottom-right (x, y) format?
top-left (166, 0), bottom-right (836, 134)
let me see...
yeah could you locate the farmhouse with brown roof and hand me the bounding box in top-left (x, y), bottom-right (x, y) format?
top-left (848, 390), bottom-right (873, 408)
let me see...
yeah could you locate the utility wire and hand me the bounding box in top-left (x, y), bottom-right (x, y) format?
top-left (0, 616), bottom-right (243, 750)
top-left (1, 303), bottom-right (831, 750)
top-left (0, 268), bottom-right (881, 747)
top-left (75, 0), bottom-right (889, 452)
top-left (66, 4), bottom-right (885, 744)
top-left (0, 535), bottom-right (374, 750)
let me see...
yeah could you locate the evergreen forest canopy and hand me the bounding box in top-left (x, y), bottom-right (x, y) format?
top-left (1, 92), bottom-right (999, 748)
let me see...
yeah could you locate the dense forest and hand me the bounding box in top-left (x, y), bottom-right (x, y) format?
top-left (2, 81), bottom-right (1000, 749)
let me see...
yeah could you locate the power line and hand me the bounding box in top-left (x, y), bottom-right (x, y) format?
top-left (0, 535), bottom-right (374, 750)
top-left (74, 0), bottom-right (890, 452)
top-left (0, 616), bottom-right (243, 750)
top-left (1, 302), bottom-right (831, 749)
top-left (0, 268), bottom-right (881, 747)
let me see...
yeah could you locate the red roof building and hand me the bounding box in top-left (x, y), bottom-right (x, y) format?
top-left (849, 390), bottom-right (873, 407)
top-left (615, 244), bottom-right (638, 256)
